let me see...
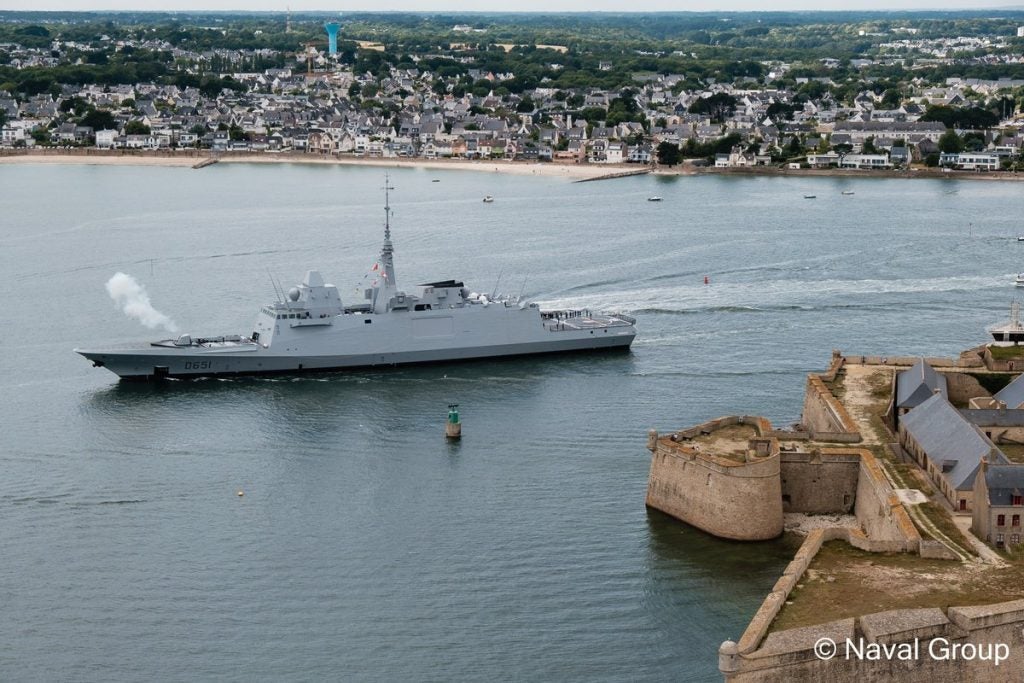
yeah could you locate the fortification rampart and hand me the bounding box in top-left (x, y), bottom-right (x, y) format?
top-left (780, 452), bottom-right (860, 514)
top-left (984, 347), bottom-right (1024, 372)
top-left (645, 416), bottom-right (783, 541)
top-left (721, 599), bottom-right (1024, 682)
top-left (943, 372), bottom-right (993, 406)
top-left (850, 449), bottom-right (920, 552)
top-left (801, 375), bottom-right (862, 443)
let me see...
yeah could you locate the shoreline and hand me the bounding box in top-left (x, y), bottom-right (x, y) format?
top-left (1, 149), bottom-right (1022, 182)
top-left (0, 150), bottom-right (612, 179)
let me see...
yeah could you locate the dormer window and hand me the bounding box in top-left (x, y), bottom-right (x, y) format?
top-left (1014, 495), bottom-right (1023, 506)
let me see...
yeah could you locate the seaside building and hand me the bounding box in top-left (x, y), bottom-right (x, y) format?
top-left (994, 372), bottom-right (1024, 409)
top-left (898, 392), bottom-right (1008, 511)
top-left (894, 357), bottom-right (947, 418)
top-left (973, 461), bottom-right (1024, 548)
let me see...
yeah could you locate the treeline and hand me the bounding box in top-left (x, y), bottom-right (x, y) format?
top-left (0, 58), bottom-right (247, 96)
top-left (3, 11), bottom-right (1024, 103)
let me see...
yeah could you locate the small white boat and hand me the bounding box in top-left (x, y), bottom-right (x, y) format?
top-left (841, 191), bottom-right (855, 195)
top-left (1017, 236), bottom-right (1024, 242)
top-left (1015, 274), bottom-right (1024, 287)
top-left (647, 196), bottom-right (663, 202)
top-left (482, 195), bottom-right (494, 203)
top-left (803, 194), bottom-right (816, 199)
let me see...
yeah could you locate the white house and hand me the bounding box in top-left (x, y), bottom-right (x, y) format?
top-left (95, 129), bottom-right (117, 148)
top-left (838, 153), bottom-right (892, 169)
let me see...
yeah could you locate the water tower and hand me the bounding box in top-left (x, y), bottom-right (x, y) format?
top-left (324, 22), bottom-right (340, 55)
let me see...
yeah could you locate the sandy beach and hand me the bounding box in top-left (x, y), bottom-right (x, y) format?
top-left (0, 150), bottom-right (616, 179)
top-left (3, 149), bottom-right (1021, 182)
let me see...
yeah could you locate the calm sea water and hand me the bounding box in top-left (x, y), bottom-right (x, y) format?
top-left (2, 163), bottom-right (1022, 681)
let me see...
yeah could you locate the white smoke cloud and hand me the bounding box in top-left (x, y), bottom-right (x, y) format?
top-left (105, 272), bottom-right (179, 333)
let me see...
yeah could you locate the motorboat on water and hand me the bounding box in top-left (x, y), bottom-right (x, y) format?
top-left (482, 195), bottom-right (494, 203)
top-left (647, 196), bottom-right (663, 202)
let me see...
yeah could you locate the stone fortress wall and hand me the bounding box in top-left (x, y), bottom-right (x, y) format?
top-left (722, 596), bottom-right (1024, 682)
top-left (645, 350), bottom-right (1022, 681)
top-left (645, 433), bottom-right (914, 551)
top-left (645, 416), bottom-right (783, 541)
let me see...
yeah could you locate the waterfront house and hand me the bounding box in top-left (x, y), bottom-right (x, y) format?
top-left (0, 124), bottom-right (25, 147)
top-left (839, 153), bottom-right (892, 170)
top-left (628, 144), bottom-right (652, 164)
top-left (807, 152), bottom-right (841, 168)
top-left (939, 152), bottom-right (1000, 171)
top-left (606, 142), bottom-right (626, 164)
top-left (898, 393), bottom-right (1008, 511)
top-left (95, 129), bottom-right (117, 148)
top-left (889, 146), bottom-right (911, 165)
top-left (973, 461), bottom-right (1024, 548)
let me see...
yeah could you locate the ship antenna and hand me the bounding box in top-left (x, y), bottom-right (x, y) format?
top-left (383, 174), bottom-right (394, 242)
top-left (266, 267), bottom-right (283, 303)
top-left (491, 267), bottom-right (504, 299)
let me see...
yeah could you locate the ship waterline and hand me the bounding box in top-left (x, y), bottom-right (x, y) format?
top-left (76, 312), bottom-right (635, 379)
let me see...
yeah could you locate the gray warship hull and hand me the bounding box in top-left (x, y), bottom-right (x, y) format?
top-left (77, 180), bottom-right (637, 380)
top-left (77, 332), bottom-right (633, 379)
top-left (77, 304), bottom-right (636, 379)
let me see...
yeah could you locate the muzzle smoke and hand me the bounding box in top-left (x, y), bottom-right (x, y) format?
top-left (105, 272), bottom-right (179, 333)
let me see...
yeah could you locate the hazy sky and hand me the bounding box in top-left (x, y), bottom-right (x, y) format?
top-left (2, 1), bottom-right (1023, 12)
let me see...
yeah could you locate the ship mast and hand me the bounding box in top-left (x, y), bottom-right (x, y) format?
top-left (373, 175), bottom-right (398, 313)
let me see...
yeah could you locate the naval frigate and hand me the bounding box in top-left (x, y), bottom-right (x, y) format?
top-left (75, 182), bottom-right (637, 380)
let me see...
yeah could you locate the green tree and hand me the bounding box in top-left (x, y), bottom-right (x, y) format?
top-left (938, 129), bottom-right (964, 154)
top-left (577, 106), bottom-right (607, 125)
top-left (785, 135), bottom-right (803, 157)
top-left (80, 108), bottom-right (115, 130)
top-left (124, 120), bottom-right (150, 135)
top-left (656, 141), bottom-right (681, 166)
top-left (688, 92), bottom-right (737, 123)
top-left (516, 96), bottom-right (535, 113)
top-left (881, 87), bottom-right (902, 109)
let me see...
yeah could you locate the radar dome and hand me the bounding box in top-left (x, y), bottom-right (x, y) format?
top-left (288, 287), bottom-right (300, 302)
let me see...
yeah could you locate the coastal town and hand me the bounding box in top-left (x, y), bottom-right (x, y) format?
top-left (1, 13), bottom-right (1024, 173)
top-left (8, 10), bottom-right (1024, 683)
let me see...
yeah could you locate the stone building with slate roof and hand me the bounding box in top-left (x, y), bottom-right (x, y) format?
top-left (994, 372), bottom-right (1024, 409)
top-left (895, 357), bottom-right (948, 419)
top-left (973, 461), bottom-right (1024, 548)
top-left (899, 392), bottom-right (1008, 511)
